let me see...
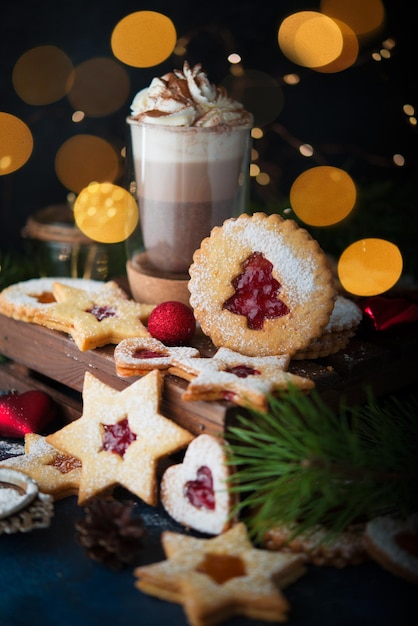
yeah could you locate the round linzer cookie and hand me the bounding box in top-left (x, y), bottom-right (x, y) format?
top-left (293, 295), bottom-right (363, 359)
top-left (188, 212), bottom-right (336, 357)
top-left (364, 514), bottom-right (418, 585)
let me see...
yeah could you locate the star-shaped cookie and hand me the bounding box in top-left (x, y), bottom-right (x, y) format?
top-left (0, 433), bottom-right (82, 499)
top-left (46, 370), bottom-right (194, 505)
top-left (169, 346), bottom-right (314, 410)
top-left (114, 337), bottom-right (200, 378)
top-left (33, 282), bottom-right (154, 351)
top-left (134, 522), bottom-right (306, 626)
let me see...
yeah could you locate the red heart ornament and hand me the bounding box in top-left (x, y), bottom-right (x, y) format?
top-left (0, 390), bottom-right (56, 438)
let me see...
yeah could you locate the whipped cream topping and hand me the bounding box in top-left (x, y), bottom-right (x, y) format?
top-left (130, 62), bottom-right (253, 127)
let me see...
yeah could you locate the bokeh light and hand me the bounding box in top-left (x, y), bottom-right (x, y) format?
top-left (55, 135), bottom-right (120, 193)
top-left (111, 11), bottom-right (177, 68)
top-left (290, 166), bottom-right (356, 226)
top-left (278, 11), bottom-right (343, 69)
top-left (12, 45), bottom-right (74, 105)
top-left (313, 18), bottom-right (358, 73)
top-left (0, 113), bottom-right (33, 175)
top-left (74, 182), bottom-right (139, 244)
top-left (221, 69), bottom-right (284, 127)
top-left (67, 58), bottom-right (130, 117)
top-left (320, 0), bottom-right (385, 43)
top-left (338, 238), bottom-right (403, 296)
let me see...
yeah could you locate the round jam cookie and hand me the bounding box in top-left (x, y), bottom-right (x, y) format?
top-left (188, 212), bottom-right (336, 357)
top-left (293, 296), bottom-right (363, 359)
top-left (114, 337), bottom-right (200, 378)
top-left (0, 277), bottom-right (127, 323)
top-left (365, 514), bottom-right (418, 585)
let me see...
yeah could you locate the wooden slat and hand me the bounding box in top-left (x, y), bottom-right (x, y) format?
top-left (1, 313), bottom-right (418, 436)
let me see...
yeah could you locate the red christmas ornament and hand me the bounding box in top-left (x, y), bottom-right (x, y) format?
top-left (0, 390), bottom-right (56, 438)
top-left (147, 301), bottom-right (196, 346)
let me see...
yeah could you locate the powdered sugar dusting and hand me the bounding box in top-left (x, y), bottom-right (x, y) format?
top-left (222, 218), bottom-right (317, 303)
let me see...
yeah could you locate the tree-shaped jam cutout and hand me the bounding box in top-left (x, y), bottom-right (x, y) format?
top-left (185, 466), bottom-right (215, 510)
top-left (101, 417), bottom-right (136, 457)
top-left (222, 252), bottom-right (289, 329)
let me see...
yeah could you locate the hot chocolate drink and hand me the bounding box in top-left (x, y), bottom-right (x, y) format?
top-left (127, 63), bottom-right (252, 274)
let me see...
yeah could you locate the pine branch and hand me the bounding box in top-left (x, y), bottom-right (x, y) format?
top-left (225, 387), bottom-right (418, 543)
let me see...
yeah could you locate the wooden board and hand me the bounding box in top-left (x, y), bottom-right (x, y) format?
top-left (1, 312), bottom-right (418, 435)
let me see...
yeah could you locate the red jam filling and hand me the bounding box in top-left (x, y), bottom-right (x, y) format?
top-left (196, 553), bottom-right (246, 584)
top-left (132, 348), bottom-right (167, 359)
top-left (101, 417), bottom-right (136, 457)
top-left (184, 466), bottom-right (215, 510)
top-left (222, 251), bottom-right (290, 330)
top-left (86, 304), bottom-right (117, 321)
top-left (50, 454), bottom-right (82, 474)
top-left (225, 365), bottom-right (260, 378)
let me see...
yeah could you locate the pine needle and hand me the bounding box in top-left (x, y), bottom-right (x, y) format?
top-left (225, 386), bottom-right (418, 543)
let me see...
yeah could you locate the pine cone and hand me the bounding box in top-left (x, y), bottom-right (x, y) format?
top-left (76, 496), bottom-right (146, 570)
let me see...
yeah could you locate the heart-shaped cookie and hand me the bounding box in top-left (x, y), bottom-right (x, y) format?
top-left (160, 434), bottom-right (237, 535)
top-left (0, 390), bottom-right (56, 438)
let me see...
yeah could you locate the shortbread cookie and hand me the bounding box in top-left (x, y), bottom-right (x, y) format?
top-left (364, 514), bottom-right (418, 585)
top-left (263, 523), bottom-right (368, 568)
top-left (33, 282), bottom-right (154, 351)
top-left (46, 370), bottom-right (194, 506)
top-left (169, 346), bottom-right (314, 411)
top-left (114, 337), bottom-right (200, 378)
top-left (293, 296), bottom-right (363, 359)
top-left (0, 433), bottom-right (81, 500)
top-left (189, 212), bottom-right (336, 357)
top-left (134, 522), bottom-right (306, 626)
top-left (160, 434), bottom-right (237, 535)
top-left (0, 277), bottom-right (126, 323)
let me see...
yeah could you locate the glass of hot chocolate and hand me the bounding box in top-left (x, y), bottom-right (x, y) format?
top-left (125, 62), bottom-right (253, 304)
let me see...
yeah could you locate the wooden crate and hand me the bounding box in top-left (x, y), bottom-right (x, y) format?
top-left (1, 312), bottom-right (417, 435)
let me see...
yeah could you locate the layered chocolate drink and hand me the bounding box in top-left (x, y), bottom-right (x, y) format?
top-left (127, 62), bottom-right (253, 275)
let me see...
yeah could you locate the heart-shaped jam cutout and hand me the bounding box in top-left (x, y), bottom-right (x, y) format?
top-left (223, 251), bottom-right (289, 329)
top-left (184, 466), bottom-right (215, 510)
top-left (0, 390), bottom-right (56, 438)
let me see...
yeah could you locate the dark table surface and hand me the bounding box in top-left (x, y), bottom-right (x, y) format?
top-left (0, 437), bottom-right (416, 626)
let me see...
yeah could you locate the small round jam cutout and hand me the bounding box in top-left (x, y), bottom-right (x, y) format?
top-left (132, 348), bottom-right (167, 360)
top-left (223, 251), bottom-right (289, 330)
top-left (101, 418), bottom-right (136, 457)
top-left (184, 466), bottom-right (215, 510)
top-left (86, 305), bottom-right (117, 322)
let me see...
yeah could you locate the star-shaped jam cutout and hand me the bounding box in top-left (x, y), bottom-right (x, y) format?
top-left (0, 433), bottom-right (82, 500)
top-left (169, 347), bottom-right (314, 411)
top-left (46, 370), bottom-right (194, 505)
top-left (223, 251), bottom-right (290, 330)
top-left (32, 282), bottom-right (155, 351)
top-left (134, 522), bottom-right (306, 625)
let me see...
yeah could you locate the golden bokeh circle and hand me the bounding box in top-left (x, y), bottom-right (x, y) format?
top-left (12, 45), bottom-right (74, 105)
top-left (67, 58), bottom-right (130, 117)
top-left (111, 11), bottom-right (177, 68)
top-left (74, 182), bottom-right (139, 244)
top-left (338, 238), bottom-right (403, 296)
top-left (0, 113), bottom-right (33, 175)
top-left (55, 135), bottom-right (120, 193)
top-left (290, 166), bottom-right (356, 226)
top-left (313, 18), bottom-right (359, 73)
top-left (320, 0), bottom-right (385, 41)
top-left (278, 11), bottom-right (343, 68)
